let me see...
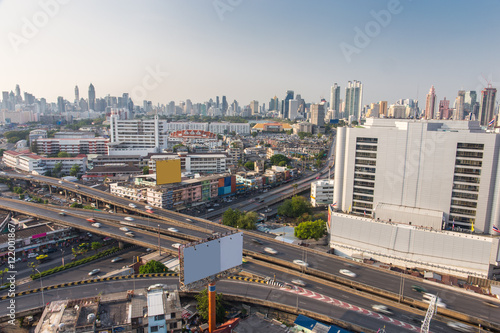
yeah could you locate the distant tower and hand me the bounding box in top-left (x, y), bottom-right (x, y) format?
top-left (454, 90), bottom-right (465, 120)
top-left (379, 101), bottom-right (388, 117)
top-left (88, 83), bottom-right (95, 111)
top-left (439, 98), bottom-right (450, 119)
top-left (222, 96), bottom-right (228, 114)
top-left (15, 84), bottom-right (21, 102)
top-left (479, 85), bottom-right (497, 127)
top-left (216, 96), bottom-right (220, 108)
top-left (75, 85), bottom-right (79, 103)
top-left (249, 100), bottom-right (259, 115)
top-left (283, 90), bottom-right (294, 119)
top-left (57, 96), bottom-right (65, 113)
top-left (344, 80), bottom-right (363, 120)
top-left (311, 102), bottom-right (325, 126)
top-left (425, 86), bottom-right (436, 120)
top-left (330, 83), bottom-right (341, 119)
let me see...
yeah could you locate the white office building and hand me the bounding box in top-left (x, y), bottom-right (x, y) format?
top-left (147, 153), bottom-right (229, 174)
top-left (331, 118), bottom-right (500, 278)
top-left (108, 115), bottom-right (168, 156)
top-left (311, 179), bottom-right (334, 207)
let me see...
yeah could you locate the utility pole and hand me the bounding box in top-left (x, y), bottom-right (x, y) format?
top-left (158, 224), bottom-right (161, 256)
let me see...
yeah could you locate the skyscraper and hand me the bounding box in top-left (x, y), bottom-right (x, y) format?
top-left (310, 102), bottom-right (325, 126)
top-left (249, 100), bottom-right (259, 115)
top-left (222, 96), bottom-right (228, 114)
top-left (439, 98), bottom-right (450, 119)
top-left (379, 101), bottom-right (388, 117)
top-left (344, 81), bottom-right (363, 120)
top-left (88, 83), bottom-right (95, 111)
top-left (216, 96), bottom-right (220, 108)
top-left (288, 99), bottom-right (299, 120)
top-left (269, 96), bottom-right (279, 111)
top-left (15, 84), bottom-right (21, 103)
top-left (75, 85), bottom-right (79, 103)
top-left (454, 90), bottom-right (465, 120)
top-left (479, 86), bottom-right (497, 127)
top-left (282, 90), bottom-right (294, 119)
top-left (425, 85), bottom-right (436, 119)
top-left (464, 91), bottom-right (477, 118)
top-left (57, 96), bottom-right (65, 113)
top-left (330, 83), bottom-right (340, 118)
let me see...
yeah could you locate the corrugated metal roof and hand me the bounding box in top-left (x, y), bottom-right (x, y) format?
top-left (147, 290), bottom-right (164, 316)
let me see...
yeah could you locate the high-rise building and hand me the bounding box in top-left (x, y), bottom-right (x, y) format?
top-left (74, 85), bottom-right (79, 103)
top-left (329, 83), bottom-right (341, 118)
top-left (464, 91), bottom-right (477, 118)
top-left (57, 96), bottom-right (65, 113)
top-left (216, 96), bottom-right (220, 108)
top-left (479, 86), bottom-right (497, 127)
top-left (88, 83), bottom-right (95, 111)
top-left (454, 90), bottom-right (465, 120)
top-left (439, 98), bottom-right (450, 119)
top-left (344, 81), bottom-right (363, 120)
top-left (282, 90), bottom-right (294, 119)
top-left (222, 96), bottom-right (228, 114)
top-left (288, 99), bottom-right (299, 120)
top-left (15, 84), bottom-right (21, 102)
top-left (269, 96), bottom-right (279, 111)
top-left (122, 93), bottom-right (129, 108)
top-left (425, 85), bottom-right (436, 119)
top-left (310, 102), bottom-right (325, 126)
top-left (249, 100), bottom-right (259, 115)
top-left (379, 101), bottom-right (388, 117)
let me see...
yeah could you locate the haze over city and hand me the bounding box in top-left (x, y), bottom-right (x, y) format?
top-left (1, 0), bottom-right (499, 105)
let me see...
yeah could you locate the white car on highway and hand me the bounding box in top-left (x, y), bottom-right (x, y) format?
top-left (124, 217), bottom-right (135, 222)
top-left (372, 304), bottom-right (393, 315)
top-left (128, 203), bottom-right (137, 208)
top-left (293, 259), bottom-right (309, 267)
top-left (171, 243), bottom-right (181, 249)
top-left (119, 227), bottom-right (129, 232)
top-left (291, 279), bottom-right (306, 287)
top-left (91, 223), bottom-right (102, 228)
top-left (168, 227), bottom-right (179, 233)
top-left (264, 247), bottom-right (278, 255)
top-left (447, 321), bottom-right (475, 332)
top-left (339, 269), bottom-right (357, 278)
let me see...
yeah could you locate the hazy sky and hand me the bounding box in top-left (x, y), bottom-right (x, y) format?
top-left (1, 0), bottom-right (499, 108)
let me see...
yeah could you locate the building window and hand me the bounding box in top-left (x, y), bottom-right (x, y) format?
top-left (355, 159), bottom-right (376, 166)
top-left (354, 173), bottom-right (375, 181)
top-left (170, 312), bottom-right (176, 318)
top-left (154, 315), bottom-right (164, 321)
top-left (451, 200), bottom-right (477, 208)
top-left (354, 166), bottom-right (376, 174)
top-left (355, 144), bottom-right (377, 151)
top-left (451, 191), bottom-right (478, 200)
top-left (449, 207), bottom-right (476, 216)
top-left (454, 167), bottom-right (481, 176)
top-left (455, 159), bottom-right (482, 167)
top-left (169, 322), bottom-right (178, 329)
top-left (353, 180), bottom-right (375, 188)
top-left (353, 187), bottom-right (374, 195)
top-left (453, 175), bottom-right (480, 184)
top-left (457, 143), bottom-right (484, 150)
top-left (355, 151), bottom-right (377, 159)
top-left (150, 326), bottom-right (159, 332)
top-left (452, 184), bottom-right (479, 192)
top-left (456, 151), bottom-right (483, 159)
top-left (356, 137), bottom-right (378, 144)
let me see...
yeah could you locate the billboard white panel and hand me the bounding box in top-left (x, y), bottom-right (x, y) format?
top-left (182, 232), bottom-right (243, 285)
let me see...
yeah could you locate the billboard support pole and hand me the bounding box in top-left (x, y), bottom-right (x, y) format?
top-left (208, 282), bottom-right (216, 333)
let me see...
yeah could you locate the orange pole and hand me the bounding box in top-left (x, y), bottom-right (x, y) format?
top-left (208, 282), bottom-right (216, 333)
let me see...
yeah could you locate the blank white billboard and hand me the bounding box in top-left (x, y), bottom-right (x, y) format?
top-left (182, 232), bottom-right (243, 285)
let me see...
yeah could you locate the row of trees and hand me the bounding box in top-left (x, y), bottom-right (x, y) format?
top-left (44, 163), bottom-right (81, 178)
top-left (222, 208), bottom-right (258, 230)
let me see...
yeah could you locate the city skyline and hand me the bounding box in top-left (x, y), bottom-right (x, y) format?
top-left (1, 1), bottom-right (499, 106)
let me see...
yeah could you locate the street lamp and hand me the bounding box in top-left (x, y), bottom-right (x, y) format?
top-left (158, 224), bottom-right (161, 256)
top-left (34, 268), bottom-right (45, 307)
top-left (60, 249), bottom-right (65, 266)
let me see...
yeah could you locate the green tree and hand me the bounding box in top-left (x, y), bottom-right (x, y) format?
top-left (0, 268), bottom-right (8, 284)
top-left (222, 208), bottom-right (241, 227)
top-left (251, 132), bottom-right (258, 138)
top-left (7, 136), bottom-right (19, 144)
top-left (278, 161), bottom-right (287, 167)
top-left (294, 220), bottom-right (327, 240)
top-left (70, 202), bottom-right (83, 208)
top-left (270, 154), bottom-right (289, 166)
top-left (195, 288), bottom-right (226, 323)
top-left (142, 166), bottom-right (150, 175)
top-left (173, 144), bottom-right (185, 152)
top-left (53, 162), bottom-right (63, 177)
top-left (139, 260), bottom-right (168, 274)
top-left (277, 196), bottom-right (311, 218)
top-left (222, 208), bottom-right (257, 230)
top-left (70, 164), bottom-right (81, 177)
top-left (57, 151), bottom-right (69, 158)
top-left (0, 148), bottom-right (7, 156)
top-left (244, 161), bottom-right (254, 170)
top-left (91, 242), bottom-right (102, 254)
